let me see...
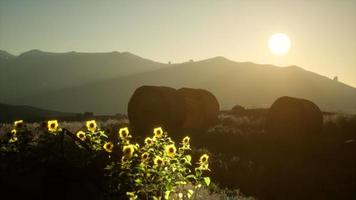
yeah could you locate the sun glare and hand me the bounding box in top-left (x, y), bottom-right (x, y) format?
top-left (268, 33), bottom-right (291, 55)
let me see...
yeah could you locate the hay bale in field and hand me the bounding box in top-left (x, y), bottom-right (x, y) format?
top-left (128, 86), bottom-right (186, 136)
top-left (178, 88), bottom-right (220, 130)
top-left (266, 96), bottom-right (323, 138)
top-left (128, 86), bottom-right (220, 137)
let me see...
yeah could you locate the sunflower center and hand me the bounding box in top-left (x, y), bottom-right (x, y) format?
top-left (90, 123), bottom-right (94, 128)
top-left (50, 123), bottom-right (55, 128)
top-left (202, 157), bottom-right (207, 162)
top-left (157, 160), bottom-right (163, 165)
top-left (125, 149), bottom-right (131, 154)
top-left (169, 147), bottom-right (174, 153)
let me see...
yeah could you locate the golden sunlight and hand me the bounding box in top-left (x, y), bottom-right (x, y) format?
top-left (268, 33), bottom-right (291, 55)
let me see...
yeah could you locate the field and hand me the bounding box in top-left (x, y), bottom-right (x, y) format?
top-left (1, 110), bottom-right (356, 200)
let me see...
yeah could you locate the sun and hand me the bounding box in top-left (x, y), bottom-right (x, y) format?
top-left (268, 33), bottom-right (291, 55)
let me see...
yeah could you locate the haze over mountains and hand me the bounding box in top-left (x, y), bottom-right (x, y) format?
top-left (1, 50), bottom-right (356, 115)
top-left (0, 50), bottom-right (164, 102)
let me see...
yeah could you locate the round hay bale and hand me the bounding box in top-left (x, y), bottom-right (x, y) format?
top-left (266, 96), bottom-right (323, 138)
top-left (197, 88), bottom-right (220, 126)
top-left (178, 88), bottom-right (220, 130)
top-left (177, 88), bottom-right (206, 129)
top-left (128, 86), bottom-right (186, 137)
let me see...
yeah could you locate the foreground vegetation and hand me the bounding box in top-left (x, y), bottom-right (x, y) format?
top-left (0, 119), bottom-right (253, 200)
top-left (1, 110), bottom-right (355, 199)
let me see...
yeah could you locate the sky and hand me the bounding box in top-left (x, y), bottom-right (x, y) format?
top-left (1, 0), bottom-right (356, 87)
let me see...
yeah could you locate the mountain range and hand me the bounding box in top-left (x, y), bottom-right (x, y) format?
top-left (1, 50), bottom-right (356, 115)
top-left (0, 103), bottom-right (75, 123)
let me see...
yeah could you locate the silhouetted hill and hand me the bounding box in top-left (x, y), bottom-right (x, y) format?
top-left (0, 50), bottom-right (165, 102)
top-left (0, 103), bottom-right (76, 123)
top-left (8, 54), bottom-right (356, 115)
top-left (0, 50), bottom-right (15, 65)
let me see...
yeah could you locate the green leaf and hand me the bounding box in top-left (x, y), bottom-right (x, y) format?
top-left (204, 177), bottom-right (211, 186)
top-left (164, 191), bottom-right (171, 200)
top-left (185, 155), bottom-right (192, 162)
top-left (134, 178), bottom-right (142, 184)
top-left (186, 174), bottom-right (197, 180)
top-left (187, 189), bottom-right (194, 199)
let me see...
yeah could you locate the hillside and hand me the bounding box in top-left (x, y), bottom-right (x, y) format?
top-left (8, 55), bottom-right (356, 115)
top-left (0, 50), bottom-right (15, 65)
top-left (0, 103), bottom-right (76, 123)
top-left (0, 50), bottom-right (165, 102)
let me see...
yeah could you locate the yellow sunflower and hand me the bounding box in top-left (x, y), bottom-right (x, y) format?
top-left (197, 163), bottom-right (211, 171)
top-left (47, 120), bottom-right (59, 133)
top-left (141, 152), bottom-right (150, 162)
top-left (144, 137), bottom-right (153, 146)
top-left (153, 127), bottom-right (164, 138)
top-left (76, 131), bottom-right (86, 141)
top-left (121, 156), bottom-right (130, 164)
top-left (118, 127), bottom-right (130, 139)
top-left (86, 120), bottom-right (97, 133)
top-left (9, 136), bottom-right (18, 143)
top-left (10, 129), bottom-right (17, 137)
top-left (165, 144), bottom-right (177, 158)
top-left (14, 120), bottom-right (24, 128)
top-left (122, 144), bottom-right (135, 158)
top-left (198, 154), bottom-right (209, 164)
top-left (182, 136), bottom-right (190, 145)
top-left (182, 136), bottom-right (191, 149)
top-left (103, 141), bottom-right (114, 153)
top-left (154, 156), bottom-right (164, 167)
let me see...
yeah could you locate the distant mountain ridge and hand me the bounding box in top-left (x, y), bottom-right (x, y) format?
top-left (1, 50), bottom-right (356, 115)
top-left (0, 49), bottom-right (165, 102)
top-left (0, 50), bottom-right (15, 59)
top-left (0, 103), bottom-right (75, 123)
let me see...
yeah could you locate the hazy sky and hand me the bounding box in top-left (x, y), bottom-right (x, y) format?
top-left (1, 0), bottom-right (356, 87)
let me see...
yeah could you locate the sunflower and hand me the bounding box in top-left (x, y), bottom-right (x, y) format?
top-left (9, 136), bottom-right (18, 143)
top-left (144, 137), bottom-right (153, 146)
top-left (165, 144), bottom-right (177, 158)
top-left (10, 129), bottom-right (17, 137)
top-left (154, 156), bottom-right (164, 167)
top-left (141, 152), bottom-right (150, 162)
top-left (86, 120), bottom-right (97, 133)
top-left (118, 127), bottom-right (130, 139)
top-left (182, 136), bottom-right (190, 145)
top-left (198, 154), bottom-right (209, 164)
top-left (197, 163), bottom-right (211, 171)
top-left (14, 120), bottom-right (24, 128)
top-left (153, 127), bottom-right (163, 138)
top-left (180, 158), bottom-right (187, 164)
top-left (121, 156), bottom-right (130, 164)
top-left (76, 131), bottom-right (86, 141)
top-left (103, 141), bottom-right (114, 153)
top-left (182, 136), bottom-right (191, 149)
top-left (47, 120), bottom-right (59, 133)
top-left (123, 144), bottom-right (135, 158)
